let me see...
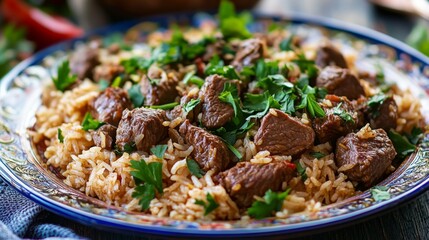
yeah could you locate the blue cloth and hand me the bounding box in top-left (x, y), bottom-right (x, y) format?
top-left (0, 177), bottom-right (84, 239)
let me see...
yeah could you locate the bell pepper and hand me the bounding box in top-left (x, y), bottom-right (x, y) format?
top-left (1, 0), bottom-right (83, 49)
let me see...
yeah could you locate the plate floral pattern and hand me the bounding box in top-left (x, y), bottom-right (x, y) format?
top-left (1, 13), bottom-right (429, 237)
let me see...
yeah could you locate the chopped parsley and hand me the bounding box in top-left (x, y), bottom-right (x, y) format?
top-left (123, 142), bottom-right (137, 153)
top-left (111, 76), bottom-right (124, 87)
top-left (183, 71), bottom-right (205, 88)
top-left (333, 103), bottom-right (355, 123)
top-left (406, 127), bottom-right (424, 145)
top-left (279, 35), bottom-right (294, 51)
top-left (310, 152), bottom-right (326, 159)
top-left (206, 65), bottom-right (240, 80)
top-left (183, 99), bottom-right (201, 114)
top-left (52, 60), bottom-right (77, 92)
top-left (57, 128), bottom-right (64, 143)
top-left (128, 84), bottom-right (145, 107)
top-left (218, 0), bottom-right (251, 40)
top-left (149, 102), bottom-right (179, 110)
top-left (130, 160), bottom-right (163, 210)
top-left (81, 112), bottom-right (105, 131)
top-left (247, 189), bottom-right (291, 219)
top-left (388, 130), bottom-right (416, 159)
top-left (150, 144), bottom-right (168, 159)
top-left (195, 193), bottom-right (219, 215)
top-left (295, 82), bottom-right (325, 118)
top-left (367, 94), bottom-right (387, 118)
top-left (225, 141), bottom-right (243, 160)
top-left (295, 161), bottom-right (307, 181)
top-left (370, 186), bottom-right (391, 202)
top-left (219, 82), bottom-right (241, 119)
top-left (121, 57), bottom-right (152, 74)
top-left (186, 159), bottom-right (205, 178)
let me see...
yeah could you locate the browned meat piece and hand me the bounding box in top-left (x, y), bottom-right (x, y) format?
top-left (116, 108), bottom-right (167, 152)
top-left (231, 38), bottom-right (266, 70)
top-left (140, 69), bottom-right (179, 106)
top-left (93, 64), bottom-right (125, 83)
top-left (179, 120), bottom-right (233, 174)
top-left (166, 95), bottom-right (201, 122)
top-left (203, 37), bottom-right (225, 62)
top-left (254, 109), bottom-right (315, 156)
top-left (315, 44), bottom-right (348, 69)
top-left (336, 125), bottom-right (396, 187)
top-left (351, 96), bottom-right (368, 128)
top-left (313, 95), bottom-right (359, 143)
top-left (368, 96), bottom-right (398, 131)
top-left (91, 124), bottom-right (117, 150)
top-left (200, 75), bottom-right (239, 129)
top-left (88, 87), bottom-right (132, 126)
top-left (70, 46), bottom-right (100, 80)
top-left (316, 66), bottom-right (365, 100)
top-left (217, 161), bottom-right (296, 208)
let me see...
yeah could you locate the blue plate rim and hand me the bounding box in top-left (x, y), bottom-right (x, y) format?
top-left (1, 11), bottom-right (429, 237)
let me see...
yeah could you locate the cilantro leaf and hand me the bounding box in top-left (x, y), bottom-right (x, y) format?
top-left (195, 193), bottom-right (219, 215)
top-left (81, 112), bottom-right (105, 131)
top-left (333, 103), bottom-right (355, 123)
top-left (149, 102), bottom-right (179, 110)
top-left (295, 161), bottom-right (307, 181)
top-left (247, 189), bottom-right (290, 219)
top-left (52, 60), bottom-right (77, 92)
top-left (218, 0), bottom-right (251, 39)
top-left (132, 183), bottom-right (155, 210)
top-left (388, 130), bottom-right (416, 159)
top-left (186, 159), bottom-right (205, 178)
top-left (128, 84), bottom-right (145, 107)
top-left (150, 144), bottom-right (168, 159)
top-left (57, 128), bottom-right (64, 143)
top-left (183, 99), bottom-right (201, 114)
top-left (370, 186), bottom-right (391, 202)
top-left (130, 160), bottom-right (163, 193)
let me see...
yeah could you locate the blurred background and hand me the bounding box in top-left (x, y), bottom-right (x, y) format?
top-left (0, 0), bottom-right (428, 79)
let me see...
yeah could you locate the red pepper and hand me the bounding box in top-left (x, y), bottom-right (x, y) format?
top-left (1, 0), bottom-right (84, 49)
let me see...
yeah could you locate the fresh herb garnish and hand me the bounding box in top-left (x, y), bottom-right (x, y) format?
top-left (111, 76), bottom-right (124, 87)
top-left (52, 60), bottom-right (77, 92)
top-left (247, 189), bottom-right (291, 219)
top-left (81, 112), bottom-right (105, 131)
top-left (183, 99), bottom-right (201, 114)
top-left (279, 35), bottom-right (294, 51)
top-left (128, 84), bottom-right (145, 107)
top-left (388, 130), bottom-right (416, 159)
top-left (406, 127), bottom-right (424, 145)
top-left (333, 103), bottom-right (355, 123)
top-left (310, 152), bottom-right (326, 159)
top-left (123, 142), bottom-right (137, 153)
top-left (57, 128), bottom-right (64, 143)
top-left (130, 160), bottom-right (163, 210)
top-left (150, 144), bottom-right (168, 159)
top-left (218, 0), bottom-right (251, 40)
top-left (367, 94), bottom-right (387, 117)
top-left (149, 102), bottom-right (179, 110)
top-left (225, 141), bottom-right (243, 160)
top-left (295, 83), bottom-right (325, 118)
top-left (370, 186), bottom-right (391, 202)
top-left (207, 65), bottom-right (240, 80)
top-left (98, 79), bottom-right (110, 91)
top-left (219, 82), bottom-right (241, 118)
top-left (121, 57), bottom-right (153, 74)
top-left (186, 159), bottom-right (205, 178)
top-left (195, 193), bottom-right (219, 215)
top-left (295, 161), bottom-right (307, 181)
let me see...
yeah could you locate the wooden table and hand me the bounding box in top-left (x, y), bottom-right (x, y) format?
top-left (41, 1), bottom-right (429, 239)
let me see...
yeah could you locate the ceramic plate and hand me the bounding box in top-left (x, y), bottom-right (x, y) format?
top-left (1, 13), bottom-right (429, 237)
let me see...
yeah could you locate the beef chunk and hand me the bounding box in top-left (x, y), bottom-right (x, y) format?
top-left (231, 38), bottom-right (265, 71)
top-left (254, 109), bottom-right (315, 156)
top-left (70, 46), bottom-right (100, 80)
top-left (313, 95), bottom-right (359, 143)
top-left (200, 75), bottom-right (239, 129)
top-left (368, 96), bottom-right (398, 131)
top-left (316, 66), bottom-right (365, 100)
top-left (166, 95), bottom-right (201, 122)
top-left (217, 161), bottom-right (295, 208)
top-left (315, 44), bottom-right (348, 69)
top-left (91, 124), bottom-right (117, 150)
top-left (179, 120), bottom-right (233, 174)
top-left (140, 68), bottom-right (179, 106)
top-left (88, 87), bottom-right (132, 126)
top-left (336, 125), bottom-right (396, 187)
top-left (116, 108), bottom-right (167, 152)
top-left (93, 64), bottom-right (125, 83)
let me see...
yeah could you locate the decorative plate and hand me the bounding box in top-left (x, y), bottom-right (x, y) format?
top-left (1, 13), bottom-right (429, 237)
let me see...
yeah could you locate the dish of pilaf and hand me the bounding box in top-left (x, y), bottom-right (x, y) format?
top-left (29, 1), bottom-right (426, 221)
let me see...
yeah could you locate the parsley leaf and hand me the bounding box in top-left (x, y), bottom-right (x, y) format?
top-left (130, 160), bottom-right (163, 193)
top-left (206, 65), bottom-right (240, 80)
top-left (186, 159), bottom-right (205, 178)
top-left (52, 60), bottom-right (77, 92)
top-left (121, 57), bottom-right (152, 74)
top-left (388, 130), bottom-right (416, 159)
top-left (247, 189), bottom-right (290, 219)
top-left (310, 152), bottom-right (326, 159)
top-left (225, 141), bottom-right (243, 160)
top-left (57, 128), bottom-right (64, 143)
top-left (406, 127), bottom-right (423, 145)
top-left (333, 103), bottom-right (355, 123)
top-left (370, 186), bottom-right (391, 202)
top-left (183, 71), bottom-right (205, 87)
top-left (367, 94), bottom-right (387, 118)
top-left (128, 84), bottom-right (145, 107)
top-left (296, 83), bottom-right (325, 118)
top-left (81, 112), bottom-right (105, 131)
top-left (123, 142), bottom-right (137, 153)
top-left (150, 144), bottom-right (168, 159)
top-left (149, 102), bottom-right (179, 110)
top-left (219, 82), bottom-right (240, 117)
top-left (295, 161), bottom-right (307, 181)
top-left (183, 99), bottom-right (201, 114)
top-left (195, 193), bottom-right (220, 215)
top-left (218, 0), bottom-right (251, 39)
top-left (279, 35), bottom-right (294, 51)
top-left (132, 183), bottom-right (155, 210)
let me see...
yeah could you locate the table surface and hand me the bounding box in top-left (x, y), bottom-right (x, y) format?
top-left (23, 1), bottom-right (429, 239)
